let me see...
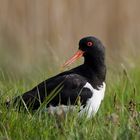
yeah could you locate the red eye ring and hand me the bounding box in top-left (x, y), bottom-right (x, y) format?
top-left (87, 41), bottom-right (93, 47)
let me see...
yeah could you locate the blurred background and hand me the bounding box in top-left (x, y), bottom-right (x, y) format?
top-left (0, 0), bottom-right (140, 79)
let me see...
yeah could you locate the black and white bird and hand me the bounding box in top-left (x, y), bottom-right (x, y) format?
top-left (10, 36), bottom-right (106, 118)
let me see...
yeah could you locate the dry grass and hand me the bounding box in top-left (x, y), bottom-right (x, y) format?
top-left (0, 0), bottom-right (140, 75)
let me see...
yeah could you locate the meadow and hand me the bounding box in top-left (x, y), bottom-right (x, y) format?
top-left (0, 64), bottom-right (140, 140)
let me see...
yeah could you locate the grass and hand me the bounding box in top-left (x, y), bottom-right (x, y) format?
top-left (0, 67), bottom-right (140, 140)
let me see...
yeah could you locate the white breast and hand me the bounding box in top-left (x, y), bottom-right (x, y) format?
top-left (79, 82), bottom-right (106, 118)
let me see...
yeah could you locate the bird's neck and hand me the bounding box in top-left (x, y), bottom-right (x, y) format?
top-left (84, 54), bottom-right (106, 82)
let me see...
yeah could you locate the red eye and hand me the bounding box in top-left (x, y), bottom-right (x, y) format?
top-left (87, 41), bottom-right (93, 47)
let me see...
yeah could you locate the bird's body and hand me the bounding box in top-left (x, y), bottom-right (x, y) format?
top-left (10, 36), bottom-right (106, 117)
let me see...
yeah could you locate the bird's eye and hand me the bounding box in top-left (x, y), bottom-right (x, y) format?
top-left (87, 41), bottom-right (93, 47)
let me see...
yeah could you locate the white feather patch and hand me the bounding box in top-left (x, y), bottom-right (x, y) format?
top-left (79, 82), bottom-right (106, 118)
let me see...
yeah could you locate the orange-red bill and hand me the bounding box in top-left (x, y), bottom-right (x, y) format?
top-left (62, 50), bottom-right (84, 68)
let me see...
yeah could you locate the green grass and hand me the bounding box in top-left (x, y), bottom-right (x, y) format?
top-left (0, 67), bottom-right (140, 140)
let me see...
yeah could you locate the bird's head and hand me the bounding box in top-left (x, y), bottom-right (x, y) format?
top-left (63, 36), bottom-right (105, 67)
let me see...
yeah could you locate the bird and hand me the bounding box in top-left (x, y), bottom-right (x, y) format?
top-left (8, 36), bottom-right (106, 118)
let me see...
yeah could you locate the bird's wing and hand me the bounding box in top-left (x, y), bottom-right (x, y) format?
top-left (50, 74), bottom-right (93, 106)
top-left (13, 73), bottom-right (93, 110)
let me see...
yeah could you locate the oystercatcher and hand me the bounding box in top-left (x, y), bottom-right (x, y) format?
top-left (10, 36), bottom-right (106, 117)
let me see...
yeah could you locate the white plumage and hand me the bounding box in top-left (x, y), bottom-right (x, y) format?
top-left (79, 82), bottom-right (106, 118)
